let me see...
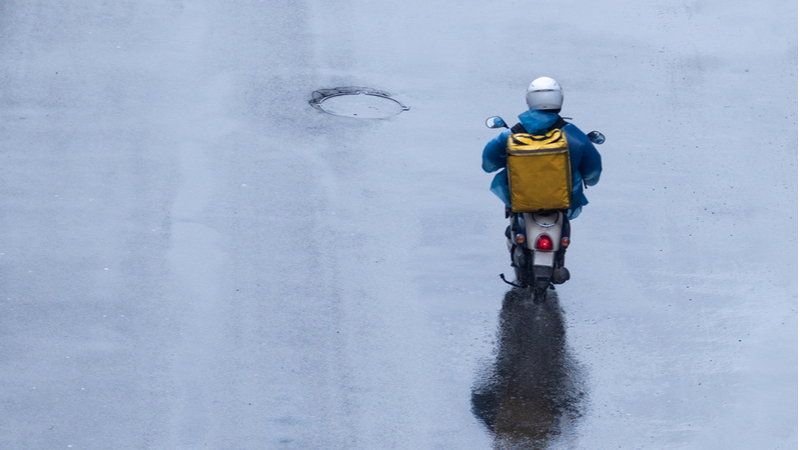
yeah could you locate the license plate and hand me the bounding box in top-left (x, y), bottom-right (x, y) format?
top-left (533, 251), bottom-right (555, 266)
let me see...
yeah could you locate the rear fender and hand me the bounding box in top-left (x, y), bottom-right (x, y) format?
top-left (522, 211), bottom-right (564, 253)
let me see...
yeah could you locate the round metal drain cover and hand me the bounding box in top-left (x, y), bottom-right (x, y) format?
top-left (310, 87), bottom-right (409, 119)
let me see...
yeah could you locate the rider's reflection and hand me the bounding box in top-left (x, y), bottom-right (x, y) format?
top-left (472, 288), bottom-right (586, 449)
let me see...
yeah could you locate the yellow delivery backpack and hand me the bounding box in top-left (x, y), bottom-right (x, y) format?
top-left (506, 126), bottom-right (572, 212)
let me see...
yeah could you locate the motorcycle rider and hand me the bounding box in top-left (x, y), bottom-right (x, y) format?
top-left (482, 77), bottom-right (602, 278)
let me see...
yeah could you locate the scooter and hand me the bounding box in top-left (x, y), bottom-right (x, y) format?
top-left (485, 116), bottom-right (605, 301)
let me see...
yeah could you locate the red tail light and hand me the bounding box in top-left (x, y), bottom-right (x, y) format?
top-left (535, 234), bottom-right (554, 250)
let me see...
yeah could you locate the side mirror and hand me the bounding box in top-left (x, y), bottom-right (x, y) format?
top-left (485, 116), bottom-right (508, 129)
top-left (587, 131), bottom-right (605, 144)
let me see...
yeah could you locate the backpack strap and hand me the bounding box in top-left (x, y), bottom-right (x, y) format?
top-left (510, 116), bottom-right (569, 134)
top-left (510, 123), bottom-right (527, 134)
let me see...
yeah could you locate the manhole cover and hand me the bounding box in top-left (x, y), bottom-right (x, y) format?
top-left (310, 87), bottom-right (409, 119)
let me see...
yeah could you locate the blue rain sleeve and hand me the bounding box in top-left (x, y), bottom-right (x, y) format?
top-left (482, 130), bottom-right (511, 173)
top-left (483, 129), bottom-right (513, 207)
top-left (489, 169), bottom-right (512, 208)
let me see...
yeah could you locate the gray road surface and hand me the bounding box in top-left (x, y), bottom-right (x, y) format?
top-left (0, 0), bottom-right (796, 449)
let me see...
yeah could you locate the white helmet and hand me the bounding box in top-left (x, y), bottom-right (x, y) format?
top-left (525, 77), bottom-right (563, 111)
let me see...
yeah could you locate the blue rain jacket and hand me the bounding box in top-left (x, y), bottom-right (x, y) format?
top-left (482, 110), bottom-right (602, 219)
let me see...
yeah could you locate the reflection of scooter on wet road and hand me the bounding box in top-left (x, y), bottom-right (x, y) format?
top-left (471, 288), bottom-right (585, 449)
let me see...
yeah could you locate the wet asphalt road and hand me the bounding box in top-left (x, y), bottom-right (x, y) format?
top-left (0, 0), bottom-right (796, 448)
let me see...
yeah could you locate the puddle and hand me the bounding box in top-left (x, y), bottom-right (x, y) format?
top-left (310, 87), bottom-right (409, 119)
